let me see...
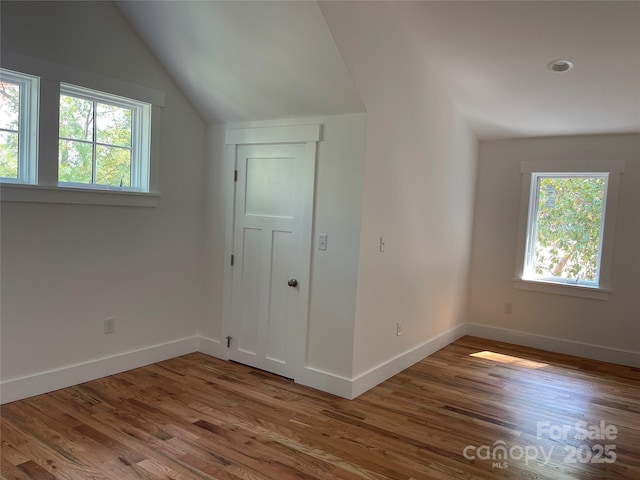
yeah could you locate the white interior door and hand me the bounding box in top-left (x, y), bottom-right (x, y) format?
top-left (229, 143), bottom-right (313, 378)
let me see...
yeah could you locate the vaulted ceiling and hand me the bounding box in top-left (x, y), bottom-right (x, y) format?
top-left (116, 1), bottom-right (364, 124)
top-left (117, 1), bottom-right (640, 140)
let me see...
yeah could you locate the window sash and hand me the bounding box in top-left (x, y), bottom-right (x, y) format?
top-left (0, 69), bottom-right (39, 184)
top-left (523, 173), bottom-right (609, 288)
top-left (58, 83), bottom-right (149, 191)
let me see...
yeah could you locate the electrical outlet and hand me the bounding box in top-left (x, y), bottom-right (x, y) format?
top-left (104, 317), bottom-right (115, 334)
top-left (396, 322), bottom-right (402, 336)
top-left (504, 303), bottom-right (513, 314)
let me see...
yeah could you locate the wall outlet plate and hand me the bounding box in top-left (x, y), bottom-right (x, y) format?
top-left (104, 317), bottom-right (115, 334)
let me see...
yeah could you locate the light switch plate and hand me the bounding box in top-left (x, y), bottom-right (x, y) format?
top-left (319, 234), bottom-right (328, 251)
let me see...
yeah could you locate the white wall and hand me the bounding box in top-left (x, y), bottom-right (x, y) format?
top-left (0, 2), bottom-right (207, 384)
top-left (202, 125), bottom-right (227, 344)
top-left (468, 135), bottom-right (640, 359)
top-left (320, 2), bottom-right (478, 379)
top-left (204, 114), bottom-right (367, 379)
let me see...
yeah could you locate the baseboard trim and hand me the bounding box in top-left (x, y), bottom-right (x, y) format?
top-left (196, 336), bottom-right (229, 360)
top-left (3, 326), bottom-right (636, 405)
top-left (466, 323), bottom-right (640, 368)
top-left (295, 365), bottom-right (354, 399)
top-left (296, 324), bottom-right (467, 400)
top-left (351, 323), bottom-right (468, 398)
top-left (0, 336), bottom-right (199, 404)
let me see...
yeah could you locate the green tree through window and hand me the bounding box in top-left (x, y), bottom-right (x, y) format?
top-left (0, 80), bottom-right (21, 178)
top-left (528, 175), bottom-right (607, 285)
top-left (59, 91), bottom-right (133, 187)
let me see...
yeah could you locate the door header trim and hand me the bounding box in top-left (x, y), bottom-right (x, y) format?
top-left (226, 125), bottom-right (321, 145)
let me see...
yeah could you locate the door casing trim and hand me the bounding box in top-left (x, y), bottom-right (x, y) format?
top-left (222, 125), bottom-right (321, 381)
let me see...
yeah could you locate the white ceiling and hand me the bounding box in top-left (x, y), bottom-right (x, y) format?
top-left (391, 1), bottom-right (640, 139)
top-left (116, 0), bottom-right (364, 124)
top-left (117, 1), bottom-right (640, 139)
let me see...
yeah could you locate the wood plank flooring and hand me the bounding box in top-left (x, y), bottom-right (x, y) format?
top-left (1, 336), bottom-right (639, 479)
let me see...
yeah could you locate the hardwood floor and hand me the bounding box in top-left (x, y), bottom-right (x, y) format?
top-left (1, 336), bottom-right (639, 480)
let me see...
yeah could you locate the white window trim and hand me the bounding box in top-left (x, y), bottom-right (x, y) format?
top-left (514, 159), bottom-right (624, 301)
top-left (0, 182), bottom-right (159, 207)
top-left (0, 68), bottom-right (39, 184)
top-left (523, 172), bottom-right (608, 288)
top-left (0, 50), bottom-right (163, 207)
top-left (58, 83), bottom-right (151, 192)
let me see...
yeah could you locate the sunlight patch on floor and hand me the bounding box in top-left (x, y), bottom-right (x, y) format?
top-left (470, 351), bottom-right (549, 369)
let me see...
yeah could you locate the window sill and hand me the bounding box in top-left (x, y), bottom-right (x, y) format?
top-left (513, 278), bottom-right (610, 301)
top-left (0, 183), bottom-right (159, 207)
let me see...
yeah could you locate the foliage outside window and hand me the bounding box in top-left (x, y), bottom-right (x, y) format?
top-left (0, 69), bottom-right (38, 183)
top-left (1, 59), bottom-right (162, 206)
top-left (0, 81), bottom-right (20, 178)
top-left (524, 173), bottom-right (608, 287)
top-left (58, 84), bottom-right (150, 191)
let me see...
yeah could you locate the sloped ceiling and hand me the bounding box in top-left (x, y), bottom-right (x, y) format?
top-left (116, 0), bottom-right (364, 124)
top-left (118, 0), bottom-right (640, 139)
top-left (386, 0), bottom-right (640, 139)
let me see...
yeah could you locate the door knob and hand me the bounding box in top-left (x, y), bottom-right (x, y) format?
top-left (288, 279), bottom-right (298, 287)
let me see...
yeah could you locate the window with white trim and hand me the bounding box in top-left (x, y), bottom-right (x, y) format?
top-left (515, 160), bottom-right (623, 300)
top-left (0, 68), bottom-right (39, 184)
top-left (524, 173), bottom-right (607, 287)
top-left (1, 53), bottom-right (164, 206)
top-left (58, 84), bottom-right (151, 191)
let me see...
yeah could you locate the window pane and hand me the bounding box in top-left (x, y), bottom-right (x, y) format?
top-left (59, 139), bottom-right (93, 183)
top-left (0, 131), bottom-right (19, 178)
top-left (533, 176), bottom-right (606, 283)
top-left (96, 145), bottom-right (131, 187)
top-left (96, 103), bottom-right (131, 147)
top-left (58, 83), bottom-right (150, 191)
top-left (59, 94), bottom-right (94, 141)
top-left (0, 81), bottom-right (20, 131)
